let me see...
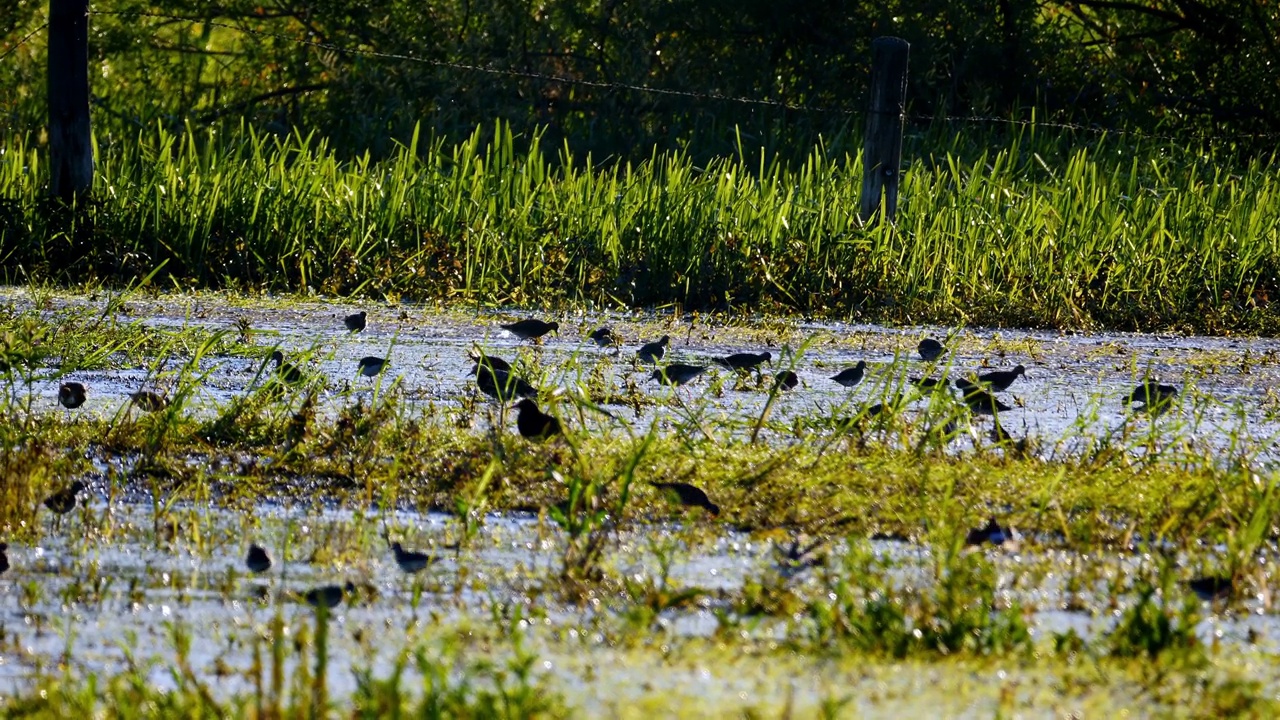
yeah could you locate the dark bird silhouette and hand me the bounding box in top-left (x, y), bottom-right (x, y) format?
top-left (831, 361), bottom-right (867, 388)
top-left (130, 390), bottom-right (167, 412)
top-left (961, 387), bottom-right (1011, 415)
top-left (391, 541), bottom-right (433, 573)
top-left (270, 351), bottom-right (305, 384)
top-left (774, 370), bottom-right (799, 391)
top-left (304, 581), bottom-right (356, 609)
top-left (713, 351), bottom-right (772, 371)
top-left (344, 311), bottom-right (367, 332)
top-left (966, 364), bottom-right (1026, 392)
top-left (1124, 380), bottom-right (1178, 407)
top-left (590, 327), bottom-right (620, 349)
top-left (918, 338), bottom-right (945, 361)
top-left (357, 356), bottom-right (388, 377)
top-left (513, 398), bottom-right (561, 440)
top-left (469, 351), bottom-right (512, 373)
top-left (965, 518), bottom-right (1010, 546)
top-left (1186, 575), bottom-right (1233, 602)
top-left (501, 319), bottom-right (559, 342)
top-left (651, 482), bottom-right (720, 515)
top-left (910, 376), bottom-right (946, 391)
top-left (472, 363), bottom-right (536, 400)
top-left (651, 363), bottom-right (707, 386)
top-left (864, 393), bottom-right (906, 418)
top-left (637, 336), bottom-right (670, 364)
top-left (0, 542), bottom-right (9, 575)
top-left (44, 481), bottom-right (86, 515)
top-left (246, 544), bottom-right (272, 573)
top-left (58, 381), bottom-right (87, 409)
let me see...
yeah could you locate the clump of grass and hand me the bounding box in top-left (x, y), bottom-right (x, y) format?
top-left (4, 122), bottom-right (1280, 332)
top-left (805, 538), bottom-right (1032, 658)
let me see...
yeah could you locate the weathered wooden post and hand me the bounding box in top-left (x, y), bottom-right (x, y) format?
top-left (858, 37), bottom-right (909, 224)
top-left (48, 0), bottom-right (94, 201)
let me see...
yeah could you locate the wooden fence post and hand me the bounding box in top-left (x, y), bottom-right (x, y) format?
top-left (48, 0), bottom-right (94, 201)
top-left (858, 37), bottom-right (909, 224)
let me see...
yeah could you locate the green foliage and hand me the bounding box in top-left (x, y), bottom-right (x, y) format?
top-left (806, 540), bottom-right (1032, 658)
top-left (6, 1), bottom-right (1280, 157)
top-left (1105, 581), bottom-right (1202, 661)
top-left (4, 124), bottom-right (1280, 332)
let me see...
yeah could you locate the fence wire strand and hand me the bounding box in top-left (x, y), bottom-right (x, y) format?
top-left (3, 10), bottom-right (1279, 144)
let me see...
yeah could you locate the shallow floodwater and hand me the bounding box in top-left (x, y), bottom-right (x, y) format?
top-left (8, 289), bottom-right (1280, 464)
top-left (3, 289), bottom-right (1280, 712)
top-left (3, 502), bottom-right (1279, 713)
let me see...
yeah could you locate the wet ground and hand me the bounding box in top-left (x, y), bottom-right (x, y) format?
top-left (4, 503), bottom-right (1280, 715)
top-left (3, 289), bottom-right (1280, 713)
top-left (9, 289), bottom-right (1280, 463)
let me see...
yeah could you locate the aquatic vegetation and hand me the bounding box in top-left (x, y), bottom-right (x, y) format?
top-left (3, 123), bottom-right (1280, 332)
top-left (0, 290), bottom-right (1279, 713)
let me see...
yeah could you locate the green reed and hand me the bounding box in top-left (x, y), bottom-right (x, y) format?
top-left (2, 123), bottom-right (1279, 332)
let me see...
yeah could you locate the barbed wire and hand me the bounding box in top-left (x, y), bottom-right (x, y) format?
top-left (7, 10), bottom-right (1280, 144)
top-left (0, 22), bottom-right (47, 63)
top-left (89, 10), bottom-right (856, 115)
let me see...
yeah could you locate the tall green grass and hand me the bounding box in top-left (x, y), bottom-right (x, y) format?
top-left (2, 122), bottom-right (1279, 332)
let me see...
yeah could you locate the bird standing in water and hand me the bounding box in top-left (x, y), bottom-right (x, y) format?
top-left (651, 364), bottom-right (707, 386)
top-left (44, 481), bottom-right (86, 515)
top-left (58, 382), bottom-right (87, 409)
top-left (501, 319), bottom-right (559, 342)
top-left (831, 361), bottom-right (867, 388)
top-left (637, 336), bottom-right (670, 364)
top-left (590, 327), bottom-right (621, 350)
top-left (304, 581), bottom-right (356, 609)
top-left (1124, 379), bottom-right (1178, 412)
top-left (246, 544), bottom-right (272, 573)
top-left (344, 311), bottom-right (367, 332)
top-left (918, 338), bottom-right (945, 362)
top-left (774, 370), bottom-right (799, 391)
top-left (472, 363), bottom-right (537, 401)
top-left (513, 398), bottom-right (561, 440)
top-left (391, 541), bottom-right (434, 574)
top-left (270, 351), bottom-right (305, 384)
top-left (957, 365), bottom-right (1026, 392)
top-left (713, 351), bottom-right (772, 371)
top-left (650, 482), bottom-right (721, 515)
top-left (357, 356), bottom-right (388, 378)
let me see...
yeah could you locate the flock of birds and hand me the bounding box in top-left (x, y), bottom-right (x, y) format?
top-left (15, 310), bottom-right (1191, 608)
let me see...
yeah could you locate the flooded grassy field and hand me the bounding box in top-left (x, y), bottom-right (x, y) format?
top-left (2, 287), bottom-right (1280, 716)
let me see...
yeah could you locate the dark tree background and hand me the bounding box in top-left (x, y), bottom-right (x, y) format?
top-left (2, 0), bottom-right (1277, 158)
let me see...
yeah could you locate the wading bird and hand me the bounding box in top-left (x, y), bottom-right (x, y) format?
top-left (918, 338), bottom-right (945, 362)
top-left (831, 361), bottom-right (867, 388)
top-left (58, 381), bottom-right (86, 409)
top-left (713, 351), bottom-right (772, 371)
top-left (650, 482), bottom-right (720, 515)
top-left (651, 363), bottom-right (707, 386)
top-left (774, 370), bottom-right (799, 391)
top-left (957, 365), bottom-right (1026, 392)
top-left (246, 544), bottom-right (272, 573)
top-left (357, 356), bottom-right (388, 378)
top-left (637, 336), bottom-right (670, 364)
top-left (344, 311), bottom-right (367, 332)
top-left (513, 398), bottom-right (561, 440)
top-left (304, 581), bottom-right (356, 609)
top-left (590, 327), bottom-right (620, 349)
top-left (473, 363), bottom-right (537, 401)
top-left (391, 541), bottom-right (434, 574)
top-left (501, 319), bottom-right (559, 342)
top-left (44, 481), bottom-right (86, 523)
